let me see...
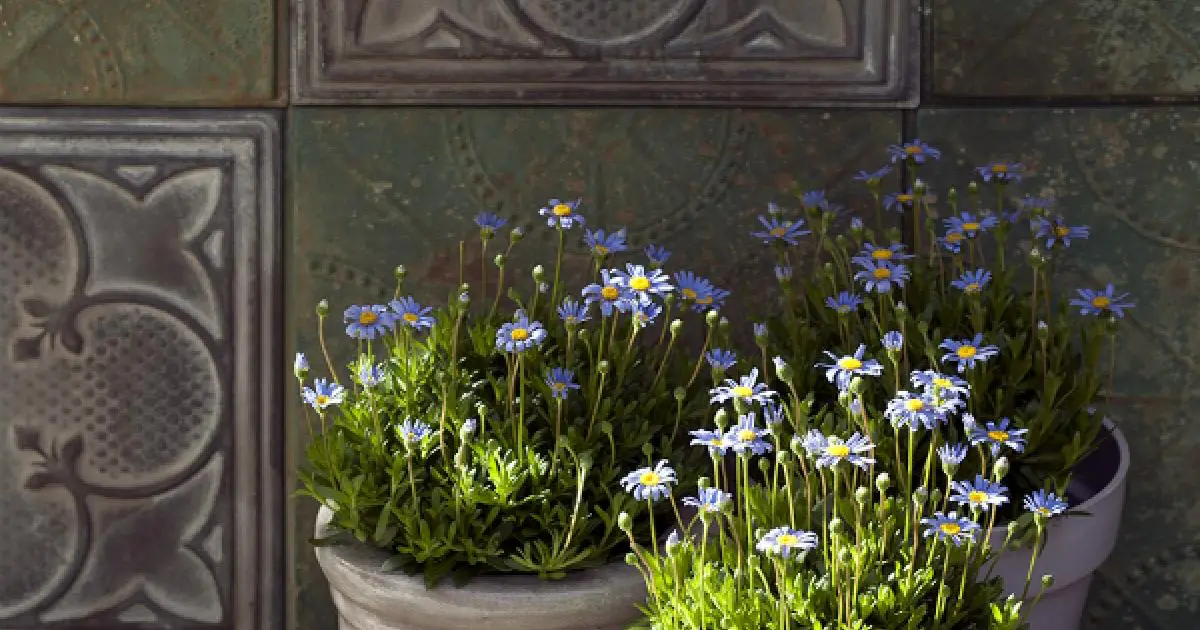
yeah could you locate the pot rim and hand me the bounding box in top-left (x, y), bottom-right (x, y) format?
top-left (1071, 417), bottom-right (1129, 513)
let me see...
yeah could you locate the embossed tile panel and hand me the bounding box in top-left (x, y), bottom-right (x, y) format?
top-left (286, 107), bottom-right (902, 630)
top-left (915, 107), bottom-right (1200, 630)
top-left (0, 1), bottom-right (276, 105)
top-left (293, 0), bottom-right (917, 105)
top-left (929, 0), bottom-right (1200, 98)
top-left (0, 111), bottom-right (281, 629)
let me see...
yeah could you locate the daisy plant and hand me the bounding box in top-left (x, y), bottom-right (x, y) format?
top-left (296, 200), bottom-right (726, 587)
top-left (622, 356), bottom-right (1066, 629)
top-left (755, 141), bottom-right (1133, 535)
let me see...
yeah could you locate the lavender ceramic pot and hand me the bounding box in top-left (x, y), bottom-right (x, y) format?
top-left (314, 507), bottom-right (648, 630)
top-left (988, 419), bottom-right (1129, 630)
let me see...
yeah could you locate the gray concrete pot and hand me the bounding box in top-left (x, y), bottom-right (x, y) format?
top-left (314, 507), bottom-right (649, 630)
top-left (988, 419), bottom-right (1130, 630)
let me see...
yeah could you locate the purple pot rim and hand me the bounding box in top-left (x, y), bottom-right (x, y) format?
top-left (1071, 418), bottom-right (1130, 512)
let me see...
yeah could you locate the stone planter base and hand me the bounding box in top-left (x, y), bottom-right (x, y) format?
top-left (314, 507), bottom-right (648, 630)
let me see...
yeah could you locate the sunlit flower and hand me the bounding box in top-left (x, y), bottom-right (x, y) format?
top-left (496, 313), bottom-right (547, 353)
top-left (344, 304), bottom-right (393, 339)
top-left (762, 400), bottom-right (785, 426)
top-left (912, 370), bottom-right (970, 403)
top-left (689, 428), bottom-right (734, 457)
top-left (884, 391), bottom-right (944, 430)
top-left (950, 475), bottom-right (1010, 510)
top-left (951, 268), bottom-right (992, 295)
top-left (804, 431), bottom-right (875, 469)
top-left (397, 419), bottom-right (433, 446)
top-left (620, 460), bottom-right (677, 502)
top-left (545, 367), bottom-right (580, 400)
top-left (389, 297), bottom-right (435, 331)
top-left (939, 333), bottom-right (1000, 372)
top-left (557, 298), bottom-right (591, 326)
top-left (817, 344), bottom-right (884, 391)
top-left (937, 442), bottom-right (969, 467)
top-left (1024, 489), bottom-right (1069, 518)
top-left (977, 161), bottom-right (1024, 183)
top-left (584, 228), bottom-right (628, 257)
top-left (539, 197), bottom-right (585, 229)
top-left (968, 417), bottom-right (1028, 456)
top-left (751, 215), bottom-right (811, 246)
top-left (853, 242), bottom-right (914, 266)
top-left (582, 269), bottom-right (635, 316)
top-left (888, 140), bottom-right (941, 164)
top-left (357, 362), bottom-right (385, 387)
top-left (645, 244), bottom-right (671, 267)
top-left (921, 511), bottom-right (979, 546)
top-left (825, 291), bottom-right (864, 315)
top-left (302, 378), bottom-right (345, 411)
top-left (1033, 216), bottom-right (1089, 249)
top-left (757, 527), bottom-right (819, 559)
top-left (710, 368), bottom-right (776, 406)
top-left (854, 165), bottom-right (893, 183)
top-left (632, 301), bottom-right (662, 327)
top-left (612, 263), bottom-right (673, 305)
top-left (705, 348), bottom-right (737, 370)
top-left (726, 413), bottom-right (773, 456)
top-left (944, 212), bottom-right (999, 238)
top-left (854, 260), bottom-right (910, 294)
top-left (675, 271), bottom-right (724, 313)
top-left (683, 487), bottom-right (733, 513)
top-left (882, 330), bottom-right (904, 352)
top-left (1069, 284), bottom-right (1135, 318)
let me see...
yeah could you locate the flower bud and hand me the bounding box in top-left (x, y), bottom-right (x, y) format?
top-left (532, 265), bottom-right (545, 282)
top-left (460, 418), bottom-right (477, 438)
top-left (838, 546), bottom-right (853, 565)
top-left (705, 309), bottom-right (720, 327)
top-left (454, 444), bottom-right (469, 469)
top-left (773, 357), bottom-right (793, 382)
top-left (665, 531), bottom-right (681, 553)
top-left (597, 421), bottom-right (613, 436)
top-left (494, 253), bottom-right (507, 268)
top-left (713, 408), bottom-right (729, 430)
top-left (315, 299), bottom-right (330, 318)
top-left (625, 552), bottom-right (638, 566)
top-left (822, 262), bottom-right (836, 278)
top-left (618, 511), bottom-right (633, 533)
top-left (746, 554), bottom-right (761, 571)
top-left (849, 376), bottom-right (865, 395)
top-left (913, 179), bottom-right (927, 196)
top-left (913, 486), bottom-right (929, 507)
top-left (756, 457), bottom-right (771, 476)
top-left (577, 452), bottom-right (593, 472)
top-left (598, 360), bottom-right (611, 375)
top-left (1041, 574), bottom-right (1055, 589)
top-left (993, 456), bottom-right (1010, 479)
top-left (458, 291), bottom-right (471, 306)
top-left (641, 442), bottom-right (655, 460)
top-left (790, 435), bottom-right (806, 458)
top-left (829, 518), bottom-right (844, 535)
top-left (718, 316), bottom-right (731, 335)
top-left (663, 292), bottom-right (677, 307)
top-left (947, 188), bottom-right (958, 205)
top-left (293, 352), bottom-right (310, 381)
top-left (509, 226), bottom-right (524, 243)
top-left (929, 488), bottom-right (943, 506)
top-left (670, 319), bottom-right (684, 337)
top-left (967, 181), bottom-right (979, 195)
top-left (697, 476), bottom-right (711, 491)
top-left (673, 386), bottom-right (686, 402)
top-left (855, 486), bottom-right (870, 506)
top-left (775, 450), bottom-right (791, 466)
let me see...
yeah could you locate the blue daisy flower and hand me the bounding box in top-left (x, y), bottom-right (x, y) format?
top-left (539, 197), bottom-right (585, 230)
top-left (397, 418), bottom-right (434, 445)
top-left (612, 263), bottom-right (673, 305)
top-left (921, 511), bottom-right (979, 546)
top-left (968, 416), bottom-right (1028, 456)
top-left (582, 269), bottom-right (635, 316)
top-left (937, 442), bottom-right (969, 468)
top-left (751, 215), bottom-right (811, 246)
top-left (816, 344), bottom-right (884, 391)
top-left (302, 378), bottom-right (345, 411)
top-left (939, 229), bottom-right (965, 253)
top-left (294, 352), bottom-right (309, 379)
top-left (852, 242), bottom-right (914, 266)
top-left (944, 212), bottom-right (999, 238)
top-left (683, 487), bottom-right (733, 514)
top-left (689, 428), bottom-right (735, 457)
top-left (853, 165), bottom-right (893, 183)
top-left (803, 431), bottom-right (875, 470)
top-left (584, 228), bottom-right (628, 257)
top-left (762, 400), bottom-right (785, 426)
top-left (693, 283), bottom-right (729, 313)
top-left (645, 244), bottom-right (671, 267)
top-left (344, 304), bottom-right (393, 340)
top-left (389, 297), bottom-right (435, 331)
top-left (1069, 284), bottom-right (1135, 318)
top-left (1033, 216), bottom-right (1089, 249)
top-left (1019, 194), bottom-right (1056, 215)
top-left (557, 298), bottom-right (591, 326)
top-left (951, 268), bottom-right (993, 295)
top-left (753, 322), bottom-right (768, 339)
top-left (950, 474), bottom-right (1010, 511)
top-left (884, 391), bottom-right (944, 431)
top-left (631, 301), bottom-right (662, 327)
top-left (710, 368), bottom-right (776, 406)
top-left (911, 370), bottom-right (971, 404)
top-left (939, 333), bottom-right (1000, 372)
top-left (854, 260), bottom-right (910, 294)
top-left (495, 313), bottom-right (547, 353)
top-left (705, 348), bottom-right (737, 370)
top-left (474, 211), bottom-right (507, 235)
top-left (1024, 489), bottom-right (1069, 518)
top-left (977, 161), bottom-right (1024, 183)
top-left (756, 527), bottom-right (819, 559)
top-left (774, 265), bottom-right (793, 281)
top-left (726, 413), bottom-right (773, 456)
top-left (545, 367), bottom-right (580, 400)
top-left (882, 330), bottom-right (904, 352)
top-left (357, 362), bottom-right (385, 388)
top-left (888, 140), bottom-right (941, 164)
top-left (825, 291), bottom-right (864, 315)
top-left (800, 190), bottom-right (830, 211)
top-left (620, 460), bottom-right (677, 502)
top-left (674, 271), bottom-right (718, 312)
top-left (882, 191), bottom-right (918, 213)
top-left (850, 216), bottom-right (864, 231)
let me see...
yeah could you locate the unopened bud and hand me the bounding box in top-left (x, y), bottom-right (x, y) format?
top-left (315, 299), bottom-right (330, 318)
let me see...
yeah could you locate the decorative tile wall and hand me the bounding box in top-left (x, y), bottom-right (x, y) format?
top-left (0, 111), bottom-right (281, 629)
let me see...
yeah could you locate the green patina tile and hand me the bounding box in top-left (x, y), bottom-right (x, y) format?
top-left (285, 107), bottom-right (902, 630)
top-left (930, 0), bottom-right (1200, 97)
top-left (916, 107), bottom-right (1200, 630)
top-left (0, 0), bottom-right (274, 104)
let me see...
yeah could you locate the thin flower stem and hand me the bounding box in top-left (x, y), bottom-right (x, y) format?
top-left (551, 228), bottom-right (565, 311)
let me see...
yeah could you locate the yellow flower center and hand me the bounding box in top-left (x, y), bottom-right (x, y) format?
top-left (732, 385), bottom-right (753, 399)
top-left (933, 377), bottom-right (953, 389)
top-left (956, 345), bottom-right (977, 359)
top-left (965, 282), bottom-right (981, 293)
top-left (510, 327), bottom-right (529, 341)
top-left (905, 145), bottom-right (923, 155)
top-left (968, 491), bottom-right (988, 504)
top-left (696, 295), bottom-right (713, 305)
top-left (601, 286), bottom-right (620, 300)
top-left (776, 534), bottom-right (799, 547)
top-left (405, 431), bottom-right (417, 441)
top-left (1053, 225), bottom-right (1070, 238)
top-left (987, 430), bottom-right (1009, 442)
top-left (594, 245), bottom-right (609, 255)
top-left (896, 194), bottom-right (914, 204)
top-left (872, 267), bottom-right (892, 279)
top-left (838, 357), bottom-right (863, 371)
top-left (402, 312), bottom-right (418, 323)
top-left (359, 310), bottom-right (378, 325)
top-left (1036, 507), bottom-right (1052, 517)
top-left (629, 277), bottom-right (651, 291)
top-left (837, 306), bottom-right (851, 314)
top-left (1091, 296), bottom-right (1111, 309)
top-left (939, 522), bottom-right (962, 535)
top-left (709, 438), bottom-right (724, 447)
top-left (991, 164), bottom-right (1008, 173)
top-left (904, 398), bottom-right (925, 411)
top-left (946, 232), bottom-right (963, 243)
top-left (315, 395), bottom-right (329, 406)
top-left (552, 203), bottom-right (573, 217)
top-left (553, 383), bottom-right (566, 392)
top-left (872, 249), bottom-right (893, 260)
top-left (639, 471), bottom-right (661, 486)
top-left (682, 288), bottom-right (698, 300)
top-left (738, 429), bottom-right (758, 442)
top-left (825, 444), bottom-right (850, 458)
top-left (770, 226), bottom-right (788, 237)
top-left (962, 222), bottom-right (981, 232)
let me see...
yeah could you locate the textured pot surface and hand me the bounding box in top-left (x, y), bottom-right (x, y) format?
top-left (314, 507), bottom-right (649, 630)
top-left (989, 419), bottom-right (1130, 630)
